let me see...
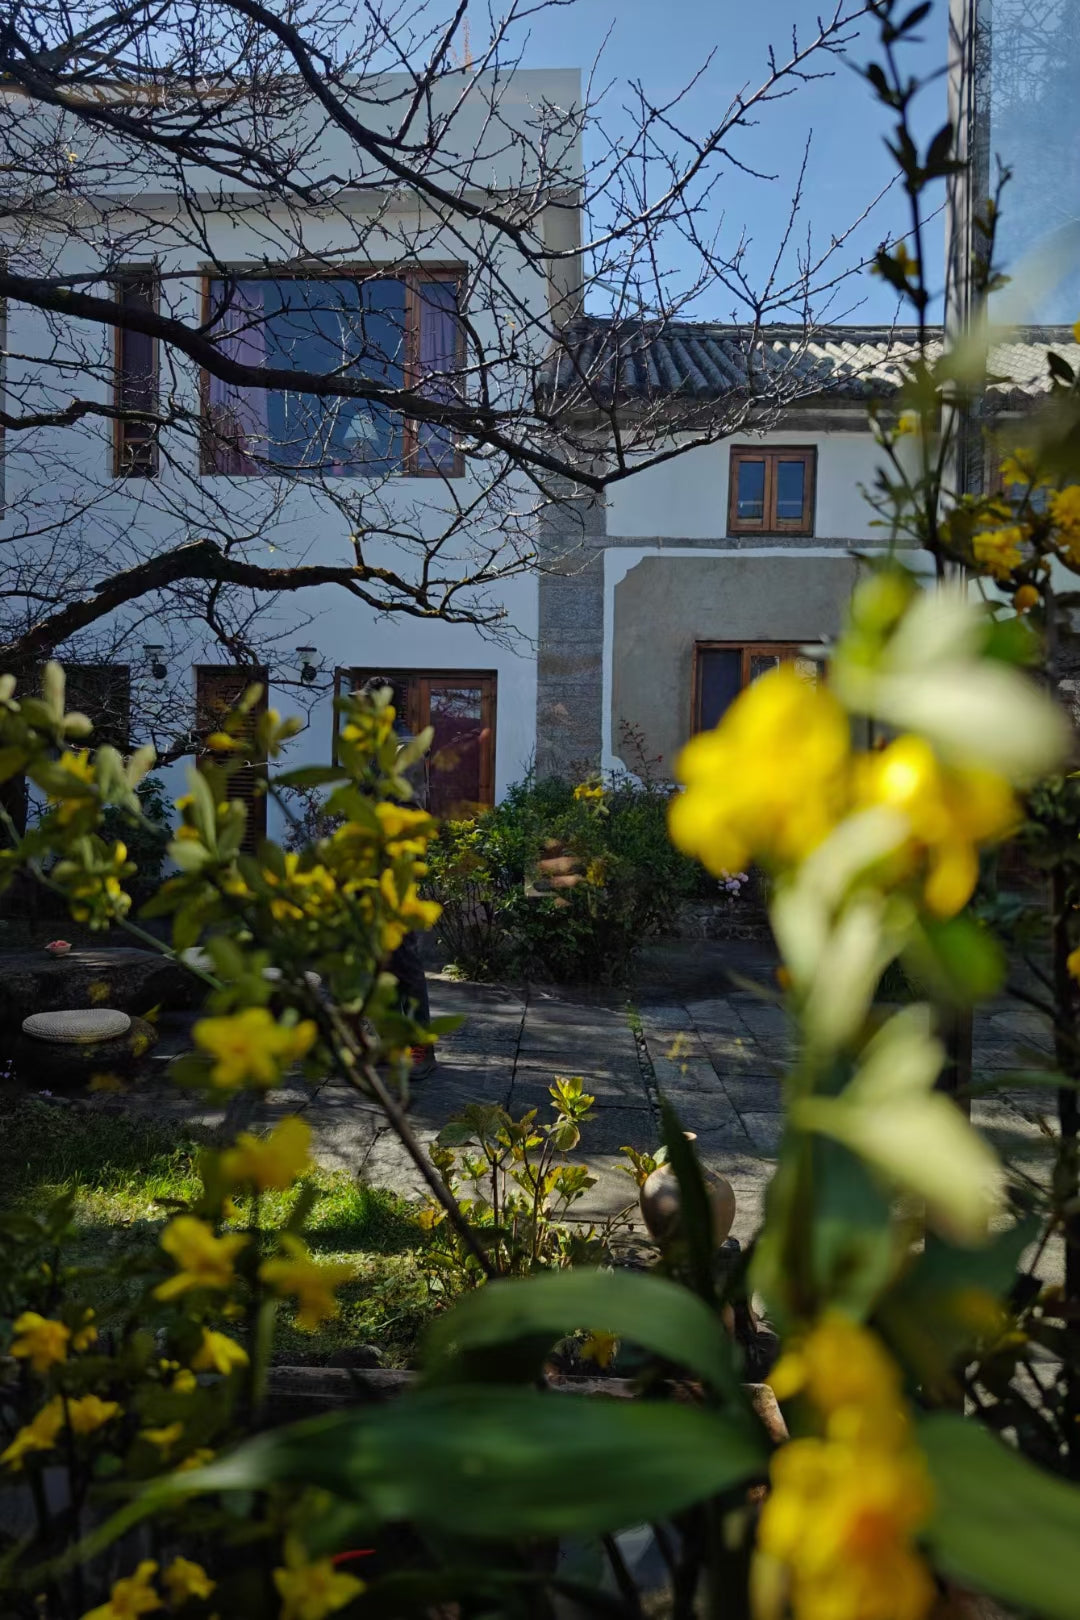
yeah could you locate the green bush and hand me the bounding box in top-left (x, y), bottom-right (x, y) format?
top-left (426, 772), bottom-right (704, 983)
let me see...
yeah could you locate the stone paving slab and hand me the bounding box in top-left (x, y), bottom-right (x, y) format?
top-left (58, 942), bottom-right (1065, 1273)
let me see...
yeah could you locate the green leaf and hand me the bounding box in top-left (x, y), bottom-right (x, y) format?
top-left (904, 915), bottom-right (1005, 1008)
top-left (878, 1217), bottom-right (1038, 1384)
top-left (423, 1268), bottom-right (738, 1397)
top-left (150, 1386), bottom-right (765, 1538)
top-left (660, 1099), bottom-right (720, 1308)
top-left (273, 766), bottom-right (349, 790)
top-left (794, 1007), bottom-right (1000, 1244)
top-left (920, 1412), bottom-right (1080, 1619)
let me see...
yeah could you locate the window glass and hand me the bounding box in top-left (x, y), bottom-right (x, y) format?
top-left (697, 649), bottom-right (742, 731)
top-left (775, 459), bottom-right (806, 522)
top-left (736, 459), bottom-right (766, 520)
top-left (205, 275), bottom-right (459, 476)
top-left (748, 652), bottom-right (782, 685)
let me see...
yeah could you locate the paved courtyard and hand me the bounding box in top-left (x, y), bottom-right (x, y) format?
top-left (124, 939), bottom-right (1062, 1252)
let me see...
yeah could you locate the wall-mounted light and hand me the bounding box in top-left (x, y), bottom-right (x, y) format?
top-left (143, 643), bottom-right (167, 680)
top-left (296, 646), bottom-right (319, 685)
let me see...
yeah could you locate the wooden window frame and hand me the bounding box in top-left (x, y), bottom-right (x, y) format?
top-left (727, 445), bottom-right (816, 536)
top-left (194, 664), bottom-right (269, 848)
top-left (112, 268), bottom-right (160, 478)
top-left (335, 666), bottom-right (497, 809)
top-left (199, 267), bottom-right (465, 480)
top-left (692, 641), bottom-right (811, 735)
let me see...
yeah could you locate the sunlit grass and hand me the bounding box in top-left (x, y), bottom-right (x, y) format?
top-left (0, 1098), bottom-right (457, 1366)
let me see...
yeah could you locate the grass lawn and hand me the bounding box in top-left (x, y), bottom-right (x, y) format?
top-left (0, 1098), bottom-right (459, 1367)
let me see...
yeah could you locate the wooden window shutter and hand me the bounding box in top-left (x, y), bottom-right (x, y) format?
top-left (113, 272), bottom-right (160, 477)
top-left (195, 666), bottom-right (268, 851)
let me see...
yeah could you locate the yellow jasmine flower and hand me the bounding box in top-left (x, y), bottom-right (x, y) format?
top-left (171, 1368), bottom-right (198, 1394)
top-left (190, 1328), bottom-right (249, 1376)
top-left (259, 1235), bottom-right (358, 1333)
top-left (66, 1393), bottom-right (120, 1436)
top-left (1051, 485), bottom-right (1080, 562)
top-left (1013, 584), bottom-right (1039, 613)
top-left (379, 869), bottom-right (441, 953)
top-left (894, 409), bottom-right (920, 436)
top-left (769, 1314), bottom-right (905, 1445)
top-left (154, 1216), bottom-right (248, 1301)
top-left (999, 448), bottom-right (1040, 489)
top-left (220, 1116), bottom-right (313, 1191)
top-left (193, 1007), bottom-right (317, 1090)
top-left (670, 666), bottom-right (850, 876)
top-left (140, 1422), bottom-right (184, 1455)
top-left (175, 1446), bottom-right (215, 1472)
top-left (0, 1396), bottom-right (66, 1469)
top-left (972, 524), bottom-right (1025, 580)
top-left (855, 734), bottom-right (1017, 917)
top-left (273, 1539), bottom-right (364, 1620)
top-left (375, 801), bottom-right (436, 853)
top-left (206, 731), bottom-right (241, 751)
top-left (757, 1435), bottom-right (934, 1620)
top-left (1067, 947), bottom-right (1080, 983)
top-left (11, 1311), bottom-right (70, 1373)
top-left (162, 1558), bottom-right (215, 1605)
top-left (573, 781), bottom-right (606, 802)
top-left (51, 750), bottom-right (96, 823)
top-left (79, 1560), bottom-right (162, 1620)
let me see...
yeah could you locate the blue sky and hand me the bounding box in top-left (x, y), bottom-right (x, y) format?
top-left (511, 0), bottom-right (949, 323)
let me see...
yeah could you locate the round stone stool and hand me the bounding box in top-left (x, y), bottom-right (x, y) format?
top-left (16, 1008), bottom-right (158, 1088)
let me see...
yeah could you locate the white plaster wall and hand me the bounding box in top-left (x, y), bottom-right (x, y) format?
top-left (603, 429), bottom-right (914, 542)
top-left (1, 69), bottom-right (574, 817)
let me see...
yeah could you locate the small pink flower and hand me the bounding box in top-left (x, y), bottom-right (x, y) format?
top-left (44, 940), bottom-right (72, 955)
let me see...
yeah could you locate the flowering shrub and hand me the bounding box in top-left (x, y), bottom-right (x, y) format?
top-left (427, 771), bottom-right (703, 982)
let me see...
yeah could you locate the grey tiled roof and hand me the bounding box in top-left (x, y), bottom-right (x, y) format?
top-left (540, 318), bottom-right (1080, 410)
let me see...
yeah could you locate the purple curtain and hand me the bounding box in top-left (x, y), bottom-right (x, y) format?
top-left (417, 279), bottom-right (460, 471)
top-left (207, 283), bottom-right (268, 474)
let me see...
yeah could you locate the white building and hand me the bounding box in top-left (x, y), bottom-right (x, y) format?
top-left (4, 65), bottom-right (1073, 836)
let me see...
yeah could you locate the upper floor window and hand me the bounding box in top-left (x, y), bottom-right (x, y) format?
top-left (113, 271), bottom-right (159, 477)
top-left (202, 272), bottom-right (463, 479)
top-left (728, 445), bottom-right (816, 536)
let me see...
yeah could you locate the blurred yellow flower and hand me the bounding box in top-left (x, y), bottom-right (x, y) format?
top-left (193, 1007), bottom-right (317, 1090)
top-left (11, 1311), bottom-right (70, 1373)
top-left (154, 1216), bottom-right (248, 1301)
top-left (140, 1422), bottom-right (183, 1455)
top-left (162, 1558), bottom-right (215, 1605)
top-left (1013, 584), bottom-right (1039, 613)
top-left (379, 870), bottom-right (441, 953)
top-left (80, 1560), bottom-right (162, 1620)
top-left (999, 448), bottom-right (1040, 489)
top-left (171, 1367), bottom-right (198, 1394)
top-left (573, 781), bottom-right (606, 802)
top-left (1067, 947), bottom-right (1080, 983)
top-left (759, 1317), bottom-right (934, 1620)
top-left (769, 1314), bottom-right (905, 1446)
top-left (51, 750), bottom-right (96, 823)
top-left (72, 1310), bottom-right (97, 1352)
top-left (855, 735), bottom-right (1016, 916)
top-left (972, 524), bottom-right (1025, 580)
top-left (756, 1435), bottom-right (934, 1620)
top-left (1051, 485), bottom-right (1080, 562)
top-left (221, 1115), bottom-right (313, 1191)
top-left (0, 1396), bottom-right (66, 1469)
top-left (66, 1393), bottom-right (120, 1436)
top-left (259, 1235), bottom-right (358, 1332)
top-left (190, 1328), bottom-right (249, 1376)
top-left (670, 666), bottom-right (850, 875)
top-left (273, 1539), bottom-right (364, 1620)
